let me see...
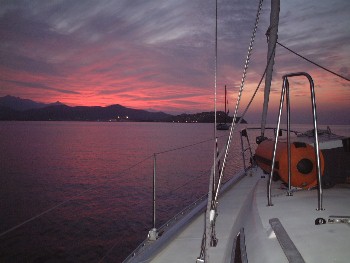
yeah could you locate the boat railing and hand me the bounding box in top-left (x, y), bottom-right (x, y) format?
top-left (148, 149), bottom-right (212, 241)
top-left (1, 125), bottom-right (236, 263)
top-left (267, 72), bottom-right (324, 210)
top-left (122, 130), bottom-right (249, 262)
top-left (146, 132), bottom-right (238, 242)
top-left (124, 193), bottom-right (209, 262)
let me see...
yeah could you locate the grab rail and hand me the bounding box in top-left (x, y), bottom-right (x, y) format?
top-left (267, 72), bottom-right (324, 210)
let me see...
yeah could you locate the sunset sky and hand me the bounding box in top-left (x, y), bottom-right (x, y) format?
top-left (0, 0), bottom-right (349, 124)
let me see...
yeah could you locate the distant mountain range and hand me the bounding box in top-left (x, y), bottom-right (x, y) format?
top-left (0, 95), bottom-right (171, 122)
top-left (0, 95), bottom-right (65, 111)
top-left (0, 95), bottom-right (246, 123)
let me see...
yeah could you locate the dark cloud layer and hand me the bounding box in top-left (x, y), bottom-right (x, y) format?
top-left (1, 79), bottom-right (80, 94)
top-left (0, 0), bottom-right (349, 123)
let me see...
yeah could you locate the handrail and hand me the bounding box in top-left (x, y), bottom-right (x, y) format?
top-left (267, 72), bottom-right (324, 211)
top-left (124, 170), bottom-right (247, 263)
top-left (148, 154), bottom-right (158, 241)
top-left (146, 133), bottom-right (230, 242)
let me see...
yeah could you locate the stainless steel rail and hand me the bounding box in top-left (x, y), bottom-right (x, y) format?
top-left (267, 72), bottom-right (324, 210)
top-left (148, 154), bottom-right (158, 241)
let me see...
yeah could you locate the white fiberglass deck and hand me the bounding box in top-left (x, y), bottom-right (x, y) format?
top-left (254, 169), bottom-right (350, 263)
top-left (150, 171), bottom-right (260, 263)
top-left (145, 167), bottom-right (350, 263)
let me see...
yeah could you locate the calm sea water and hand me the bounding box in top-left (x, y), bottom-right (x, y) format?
top-left (0, 122), bottom-right (230, 262)
top-left (0, 122), bottom-right (349, 262)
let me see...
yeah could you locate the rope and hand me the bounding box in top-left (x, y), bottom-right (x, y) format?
top-left (215, 138), bottom-right (222, 186)
top-left (239, 40), bottom-right (278, 122)
top-left (155, 137), bottom-right (214, 155)
top-left (201, 0), bottom-right (265, 261)
top-left (202, 0), bottom-right (220, 259)
top-left (213, 0), bottom-right (264, 204)
top-left (277, 41), bottom-right (350, 82)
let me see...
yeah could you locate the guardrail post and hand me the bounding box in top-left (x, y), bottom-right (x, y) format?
top-left (148, 153), bottom-right (158, 241)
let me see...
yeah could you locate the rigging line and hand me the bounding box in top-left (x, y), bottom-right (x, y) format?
top-left (208, 38), bottom-right (277, 206)
top-left (201, 0), bottom-right (220, 260)
top-left (277, 41), bottom-right (350, 82)
top-left (0, 131), bottom-right (228, 238)
top-left (213, 0), bottom-right (264, 203)
top-left (154, 133), bottom-right (228, 155)
top-left (155, 138), bottom-right (213, 155)
top-left (100, 172), bottom-right (211, 263)
top-left (0, 154), bottom-right (153, 239)
top-left (213, 0), bottom-right (220, 200)
top-left (209, 41), bottom-right (278, 196)
top-left (213, 0), bottom-right (218, 186)
top-left (211, 40), bottom-right (277, 184)
top-left (161, 169), bottom-right (209, 197)
top-left (239, 41), bottom-right (278, 122)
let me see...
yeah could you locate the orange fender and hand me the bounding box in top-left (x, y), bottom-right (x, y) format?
top-left (255, 140), bottom-right (324, 188)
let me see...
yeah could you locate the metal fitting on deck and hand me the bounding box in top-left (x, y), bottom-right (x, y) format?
top-left (148, 228), bottom-right (158, 241)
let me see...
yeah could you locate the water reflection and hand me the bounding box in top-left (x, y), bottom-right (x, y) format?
top-left (2, 122), bottom-right (345, 261)
top-left (0, 121), bottom-right (227, 262)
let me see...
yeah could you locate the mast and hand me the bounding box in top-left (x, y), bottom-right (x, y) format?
top-left (224, 85), bottom-right (227, 124)
top-left (260, 0), bottom-right (280, 138)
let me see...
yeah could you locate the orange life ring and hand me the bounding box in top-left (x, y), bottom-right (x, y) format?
top-left (255, 140), bottom-right (324, 189)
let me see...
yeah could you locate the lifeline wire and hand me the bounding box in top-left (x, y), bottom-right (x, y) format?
top-left (0, 154), bottom-right (153, 238)
top-left (277, 41), bottom-right (350, 82)
top-left (165, 169), bottom-right (209, 196)
top-left (155, 137), bottom-right (216, 155)
top-left (98, 169), bottom-right (210, 263)
top-left (1, 132), bottom-right (229, 239)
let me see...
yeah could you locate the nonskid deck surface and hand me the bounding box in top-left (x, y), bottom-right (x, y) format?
top-left (149, 172), bottom-right (260, 263)
top-left (136, 166), bottom-right (349, 263)
top-left (254, 169), bottom-right (350, 263)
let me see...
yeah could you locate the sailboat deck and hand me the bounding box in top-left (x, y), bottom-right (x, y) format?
top-left (255, 174), bottom-right (350, 263)
top-left (151, 171), bottom-right (260, 263)
top-left (138, 166), bottom-right (350, 263)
